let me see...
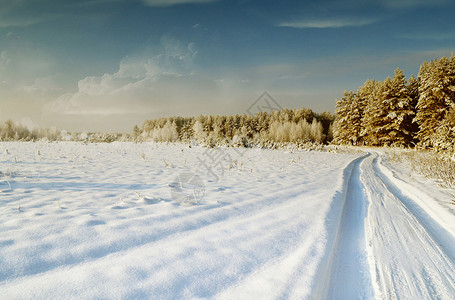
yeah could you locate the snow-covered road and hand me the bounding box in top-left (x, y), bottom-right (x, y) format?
top-left (1, 142), bottom-right (454, 299)
top-left (324, 152), bottom-right (455, 299)
top-left (362, 153), bottom-right (455, 299)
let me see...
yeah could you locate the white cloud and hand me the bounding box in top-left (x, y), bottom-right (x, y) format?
top-left (0, 17), bottom-right (42, 28)
top-left (0, 0), bottom-right (123, 28)
top-left (0, 0), bottom-right (45, 28)
top-left (22, 76), bottom-right (63, 94)
top-left (379, 0), bottom-right (448, 9)
top-left (43, 37), bottom-right (219, 118)
top-left (398, 32), bottom-right (455, 41)
top-left (192, 23), bottom-right (207, 30)
top-left (43, 36), bottom-right (303, 132)
top-left (0, 46), bottom-right (54, 87)
top-left (142, 0), bottom-right (218, 7)
top-left (0, 50), bottom-right (10, 69)
top-left (279, 17), bottom-right (378, 29)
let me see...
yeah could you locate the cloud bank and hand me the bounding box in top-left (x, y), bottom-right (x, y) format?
top-left (142, 0), bottom-right (218, 7)
top-left (278, 17), bottom-right (378, 29)
top-left (43, 36), bottom-right (221, 125)
top-left (379, 0), bottom-right (448, 9)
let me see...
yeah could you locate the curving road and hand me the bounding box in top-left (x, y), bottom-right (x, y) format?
top-left (326, 152), bottom-right (455, 300)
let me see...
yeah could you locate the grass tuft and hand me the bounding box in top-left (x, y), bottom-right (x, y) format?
top-left (388, 150), bottom-right (455, 189)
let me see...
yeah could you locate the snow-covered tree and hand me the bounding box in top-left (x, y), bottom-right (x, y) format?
top-left (132, 125), bottom-right (141, 141)
top-left (334, 90), bottom-right (359, 145)
top-left (415, 56), bottom-right (455, 149)
top-left (361, 80), bottom-right (384, 146)
top-left (360, 69), bottom-right (415, 146)
top-left (192, 120), bottom-right (206, 142)
top-left (407, 74), bottom-right (420, 143)
top-left (379, 68), bottom-right (415, 146)
top-left (354, 79), bottom-right (377, 144)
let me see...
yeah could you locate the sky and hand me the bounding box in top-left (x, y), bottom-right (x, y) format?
top-left (1, 0), bottom-right (454, 132)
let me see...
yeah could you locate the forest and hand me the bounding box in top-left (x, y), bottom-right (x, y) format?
top-left (0, 108), bottom-right (333, 147)
top-left (1, 55), bottom-right (453, 151)
top-left (334, 55), bottom-right (455, 151)
top-left (135, 108), bottom-right (334, 147)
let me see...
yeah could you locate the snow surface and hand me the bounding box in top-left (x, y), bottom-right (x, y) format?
top-left (1, 142), bottom-right (454, 299)
top-left (362, 153), bottom-right (455, 299)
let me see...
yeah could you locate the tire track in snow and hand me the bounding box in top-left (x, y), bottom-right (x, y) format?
top-left (326, 154), bottom-right (374, 299)
top-left (375, 155), bottom-right (455, 263)
top-left (311, 154), bottom-right (371, 300)
top-left (362, 153), bottom-right (455, 299)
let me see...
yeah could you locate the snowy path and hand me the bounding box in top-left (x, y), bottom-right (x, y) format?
top-left (1, 142), bottom-right (455, 299)
top-left (325, 154), bottom-right (373, 300)
top-left (362, 153), bottom-right (455, 299)
top-left (312, 150), bottom-right (455, 300)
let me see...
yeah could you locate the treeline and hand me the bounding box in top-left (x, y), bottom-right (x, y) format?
top-left (0, 120), bottom-right (61, 141)
top-left (334, 55), bottom-right (455, 151)
top-left (0, 119), bottom-right (131, 143)
top-left (136, 108), bottom-right (334, 147)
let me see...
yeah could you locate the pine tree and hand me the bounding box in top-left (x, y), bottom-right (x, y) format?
top-left (361, 80), bottom-right (383, 145)
top-left (132, 125), bottom-right (141, 141)
top-left (407, 75), bottom-right (420, 144)
top-left (334, 90), bottom-right (356, 145)
top-left (415, 56), bottom-right (455, 149)
top-left (360, 70), bottom-right (415, 146)
top-left (354, 80), bottom-right (376, 144)
top-left (380, 68), bottom-right (415, 146)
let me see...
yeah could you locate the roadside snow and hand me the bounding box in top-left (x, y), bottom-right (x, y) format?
top-left (1, 142), bottom-right (454, 299)
top-left (0, 142), bottom-right (358, 299)
top-left (381, 151), bottom-right (455, 239)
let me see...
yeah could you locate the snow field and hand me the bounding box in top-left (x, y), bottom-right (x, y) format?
top-left (0, 142), bottom-right (359, 299)
top-left (2, 142), bottom-right (455, 299)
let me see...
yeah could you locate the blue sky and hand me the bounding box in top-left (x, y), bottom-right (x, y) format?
top-left (1, 0), bottom-right (454, 132)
